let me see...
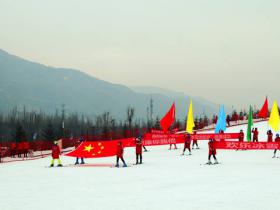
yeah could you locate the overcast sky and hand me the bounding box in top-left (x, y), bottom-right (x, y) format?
top-left (1, 0), bottom-right (279, 110)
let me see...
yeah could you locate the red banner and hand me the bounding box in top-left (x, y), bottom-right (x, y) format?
top-left (64, 132), bottom-right (241, 158)
top-left (191, 133), bottom-right (239, 140)
top-left (216, 141), bottom-right (280, 150)
top-left (143, 133), bottom-right (185, 146)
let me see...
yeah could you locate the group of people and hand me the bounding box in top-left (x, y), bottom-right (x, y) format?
top-left (115, 136), bottom-right (144, 167)
top-left (237, 128), bottom-right (280, 157)
top-left (170, 131), bottom-right (200, 151)
top-left (10, 141), bottom-right (30, 158)
top-left (48, 128), bottom-right (280, 167)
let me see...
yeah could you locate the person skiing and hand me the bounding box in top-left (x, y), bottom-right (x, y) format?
top-left (192, 131), bottom-right (199, 149)
top-left (115, 141), bottom-right (127, 167)
top-left (252, 128), bottom-right (259, 142)
top-left (182, 133), bottom-right (192, 155)
top-left (169, 143), bottom-right (177, 150)
top-left (208, 138), bottom-right (218, 164)
top-left (226, 115), bottom-right (231, 126)
top-left (239, 130), bottom-right (244, 142)
top-left (50, 141), bottom-right (63, 167)
top-left (135, 137), bottom-right (143, 164)
top-left (219, 130), bottom-right (225, 142)
top-left (0, 142), bottom-right (2, 163)
top-left (23, 141), bottom-right (30, 158)
top-left (272, 134), bottom-right (280, 158)
top-left (18, 141), bottom-right (24, 158)
top-left (267, 130), bottom-right (273, 142)
top-left (10, 142), bottom-right (17, 158)
top-left (236, 130), bottom-right (245, 151)
top-left (75, 137), bottom-right (85, 165)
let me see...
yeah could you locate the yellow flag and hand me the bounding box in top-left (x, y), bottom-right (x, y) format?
top-left (186, 100), bottom-right (195, 134)
top-left (268, 101), bottom-right (280, 131)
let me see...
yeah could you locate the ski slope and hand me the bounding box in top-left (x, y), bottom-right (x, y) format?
top-left (0, 121), bottom-right (279, 210)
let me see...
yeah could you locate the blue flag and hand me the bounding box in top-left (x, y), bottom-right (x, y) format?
top-left (215, 105), bottom-right (226, 133)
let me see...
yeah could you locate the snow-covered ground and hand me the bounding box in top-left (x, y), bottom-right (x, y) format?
top-left (0, 121), bottom-right (279, 210)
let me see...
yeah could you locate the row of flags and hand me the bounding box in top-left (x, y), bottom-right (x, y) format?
top-left (159, 97), bottom-right (280, 137)
top-left (159, 100), bottom-right (195, 134)
top-left (247, 99), bottom-right (280, 140)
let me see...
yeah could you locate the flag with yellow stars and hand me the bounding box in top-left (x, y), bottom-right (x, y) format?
top-left (65, 138), bottom-right (135, 158)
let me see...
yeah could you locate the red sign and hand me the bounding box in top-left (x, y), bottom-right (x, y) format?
top-left (216, 141), bottom-right (280, 150)
top-left (143, 133), bottom-right (185, 146)
top-left (191, 133), bottom-right (239, 140)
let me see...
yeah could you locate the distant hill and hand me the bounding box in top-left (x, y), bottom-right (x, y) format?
top-left (0, 49), bottom-right (221, 120)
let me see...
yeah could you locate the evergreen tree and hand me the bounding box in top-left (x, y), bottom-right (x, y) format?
top-left (43, 122), bottom-right (55, 141)
top-left (14, 122), bottom-right (26, 143)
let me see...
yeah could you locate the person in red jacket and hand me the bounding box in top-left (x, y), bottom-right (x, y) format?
top-left (236, 130), bottom-right (245, 151)
top-left (74, 137), bottom-right (85, 165)
top-left (50, 141), bottom-right (63, 167)
top-left (23, 141), bottom-right (30, 158)
top-left (267, 130), bottom-right (273, 142)
top-left (135, 137), bottom-right (143, 164)
top-left (18, 142), bottom-right (24, 158)
top-left (208, 138), bottom-right (218, 164)
top-left (182, 133), bottom-right (191, 155)
top-left (10, 142), bottom-right (17, 158)
top-left (192, 131), bottom-right (199, 149)
top-left (239, 130), bottom-right (244, 142)
top-left (252, 128), bottom-right (259, 142)
top-left (273, 134), bottom-right (280, 158)
top-left (169, 143), bottom-right (177, 150)
top-left (115, 141), bottom-right (127, 167)
top-left (226, 115), bottom-right (231, 126)
top-left (0, 143), bottom-right (2, 163)
top-left (219, 130), bottom-right (225, 142)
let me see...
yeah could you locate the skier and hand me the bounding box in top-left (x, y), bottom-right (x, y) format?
top-left (238, 130), bottom-right (244, 142)
top-left (252, 128), bottom-right (259, 142)
top-left (169, 143), bottom-right (177, 150)
top-left (115, 141), bottom-right (127, 167)
top-left (219, 130), bottom-right (225, 142)
top-left (135, 137), bottom-right (143, 164)
top-left (192, 131), bottom-right (199, 149)
top-left (236, 130), bottom-right (245, 151)
top-left (207, 138), bottom-right (218, 164)
top-left (226, 115), bottom-right (231, 126)
top-left (50, 141), bottom-right (63, 167)
top-left (23, 141), bottom-right (30, 158)
top-left (18, 141), bottom-right (24, 158)
top-left (272, 134), bottom-right (280, 158)
top-left (267, 130), bottom-right (273, 142)
top-left (10, 142), bottom-right (17, 158)
top-left (182, 133), bottom-right (192, 155)
top-left (75, 137), bottom-right (85, 165)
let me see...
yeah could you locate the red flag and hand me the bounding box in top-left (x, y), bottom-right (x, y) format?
top-left (160, 103), bottom-right (176, 132)
top-left (258, 97), bottom-right (268, 118)
top-left (64, 138), bottom-right (135, 158)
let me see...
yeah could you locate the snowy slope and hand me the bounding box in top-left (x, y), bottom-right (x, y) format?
top-left (0, 121), bottom-right (279, 210)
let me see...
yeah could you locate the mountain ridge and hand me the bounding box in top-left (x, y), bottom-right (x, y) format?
top-left (0, 49), bottom-right (220, 120)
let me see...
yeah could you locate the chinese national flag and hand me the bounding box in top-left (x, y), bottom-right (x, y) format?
top-left (65, 138), bottom-right (135, 158)
top-left (258, 97), bottom-right (268, 118)
top-left (160, 103), bottom-right (176, 132)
